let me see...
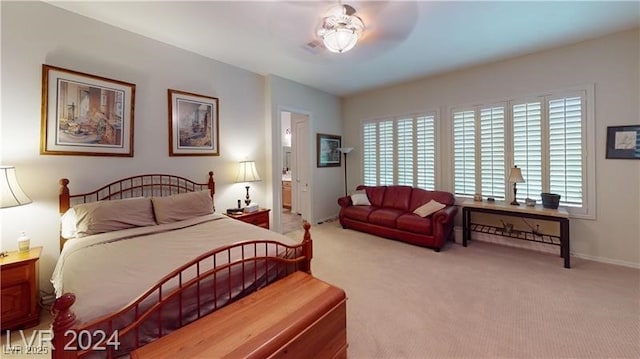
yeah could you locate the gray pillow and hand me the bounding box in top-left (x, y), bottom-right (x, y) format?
top-left (152, 190), bottom-right (213, 224)
top-left (73, 197), bottom-right (156, 238)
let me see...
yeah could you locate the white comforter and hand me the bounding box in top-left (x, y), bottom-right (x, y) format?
top-left (51, 213), bottom-right (299, 324)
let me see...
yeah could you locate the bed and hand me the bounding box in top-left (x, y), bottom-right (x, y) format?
top-left (50, 172), bottom-right (313, 358)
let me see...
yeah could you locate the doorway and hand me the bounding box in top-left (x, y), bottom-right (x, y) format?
top-left (279, 109), bottom-right (310, 234)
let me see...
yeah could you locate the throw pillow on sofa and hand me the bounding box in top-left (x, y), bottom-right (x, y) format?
top-left (413, 200), bottom-right (445, 217)
top-left (351, 190), bottom-right (371, 206)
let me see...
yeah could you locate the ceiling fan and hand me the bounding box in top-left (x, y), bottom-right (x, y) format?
top-left (300, 1), bottom-right (419, 57)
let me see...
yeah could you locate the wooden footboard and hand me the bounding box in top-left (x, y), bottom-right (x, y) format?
top-left (51, 222), bottom-right (312, 359)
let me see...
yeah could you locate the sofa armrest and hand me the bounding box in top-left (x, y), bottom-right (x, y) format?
top-left (431, 205), bottom-right (458, 248)
top-left (337, 196), bottom-right (352, 208)
top-left (432, 205), bottom-right (457, 225)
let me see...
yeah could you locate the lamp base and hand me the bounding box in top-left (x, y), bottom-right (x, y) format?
top-left (510, 199), bottom-right (520, 206)
top-left (244, 186), bottom-right (251, 206)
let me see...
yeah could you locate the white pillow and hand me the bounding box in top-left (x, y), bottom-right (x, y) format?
top-left (60, 208), bottom-right (77, 239)
top-left (413, 200), bottom-right (446, 217)
top-left (350, 190), bottom-right (371, 206)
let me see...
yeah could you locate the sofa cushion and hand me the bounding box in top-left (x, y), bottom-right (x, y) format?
top-left (381, 186), bottom-right (413, 210)
top-left (368, 208), bottom-right (404, 228)
top-left (341, 205), bottom-right (374, 222)
top-left (358, 186), bottom-right (386, 207)
top-left (413, 200), bottom-right (445, 217)
top-left (396, 213), bottom-right (433, 235)
top-left (350, 190), bottom-right (371, 206)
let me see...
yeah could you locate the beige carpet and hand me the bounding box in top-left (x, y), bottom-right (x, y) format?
top-left (286, 220), bottom-right (640, 359)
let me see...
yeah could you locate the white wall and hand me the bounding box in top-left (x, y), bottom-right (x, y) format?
top-left (0, 2), bottom-right (303, 291)
top-left (266, 75), bottom-right (342, 228)
top-left (342, 28), bottom-right (640, 267)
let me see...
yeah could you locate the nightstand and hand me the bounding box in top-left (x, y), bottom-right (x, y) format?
top-left (1, 246), bottom-right (42, 330)
top-left (225, 208), bottom-right (271, 229)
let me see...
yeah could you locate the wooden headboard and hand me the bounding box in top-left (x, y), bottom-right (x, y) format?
top-left (58, 171), bottom-right (215, 250)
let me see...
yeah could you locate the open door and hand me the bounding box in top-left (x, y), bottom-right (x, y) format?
top-left (291, 113), bottom-right (310, 222)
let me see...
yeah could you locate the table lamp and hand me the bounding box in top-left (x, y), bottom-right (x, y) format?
top-left (508, 165), bottom-right (525, 206)
top-left (235, 161), bottom-right (261, 206)
top-left (0, 166), bottom-right (32, 208)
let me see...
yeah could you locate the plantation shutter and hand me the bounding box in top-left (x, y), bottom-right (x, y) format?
top-left (548, 96), bottom-right (583, 206)
top-left (362, 114), bottom-right (436, 189)
top-left (480, 106), bottom-right (506, 199)
top-left (416, 115), bottom-right (435, 190)
top-left (513, 101), bottom-right (543, 201)
top-left (453, 110), bottom-right (476, 196)
top-left (397, 118), bottom-right (414, 186)
top-left (379, 120), bottom-right (394, 185)
top-left (362, 122), bottom-right (377, 186)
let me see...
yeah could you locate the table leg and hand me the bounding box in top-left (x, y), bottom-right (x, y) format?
top-left (561, 218), bottom-right (570, 268)
top-left (462, 208), bottom-right (469, 247)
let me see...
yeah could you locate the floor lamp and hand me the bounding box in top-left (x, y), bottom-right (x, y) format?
top-left (338, 147), bottom-right (353, 196)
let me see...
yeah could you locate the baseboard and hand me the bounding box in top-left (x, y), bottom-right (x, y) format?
top-left (571, 253), bottom-right (640, 269)
top-left (316, 216), bottom-right (339, 225)
top-left (453, 226), bottom-right (640, 269)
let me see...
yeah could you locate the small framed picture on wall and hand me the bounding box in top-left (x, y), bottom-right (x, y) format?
top-left (168, 89), bottom-right (220, 156)
top-left (606, 125), bottom-right (640, 159)
top-left (317, 133), bottom-right (341, 168)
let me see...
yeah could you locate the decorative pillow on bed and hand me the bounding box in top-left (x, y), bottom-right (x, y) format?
top-left (152, 190), bottom-right (213, 224)
top-left (350, 190), bottom-right (371, 206)
top-left (413, 200), bottom-right (446, 218)
top-left (72, 197), bottom-right (156, 238)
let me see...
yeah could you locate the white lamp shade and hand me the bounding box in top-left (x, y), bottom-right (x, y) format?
top-left (338, 147), bottom-right (354, 154)
top-left (508, 166), bottom-right (525, 183)
top-left (0, 166), bottom-right (32, 208)
top-left (236, 161), bottom-right (261, 183)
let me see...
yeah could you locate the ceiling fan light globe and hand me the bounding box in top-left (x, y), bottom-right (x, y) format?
top-left (323, 28), bottom-right (359, 53)
top-left (317, 3), bottom-right (364, 54)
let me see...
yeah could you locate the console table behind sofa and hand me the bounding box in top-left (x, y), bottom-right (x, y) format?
top-left (461, 200), bottom-right (570, 268)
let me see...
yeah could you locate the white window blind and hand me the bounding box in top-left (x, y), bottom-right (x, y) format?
top-left (416, 116), bottom-right (436, 190)
top-left (379, 121), bottom-right (394, 185)
top-left (480, 106), bottom-right (506, 199)
top-left (453, 110), bottom-right (476, 196)
top-left (397, 118), bottom-right (414, 186)
top-left (363, 122), bottom-right (377, 186)
top-left (548, 96), bottom-right (583, 207)
top-left (362, 114), bottom-right (436, 190)
top-left (513, 101), bottom-right (543, 201)
top-left (451, 89), bottom-right (591, 216)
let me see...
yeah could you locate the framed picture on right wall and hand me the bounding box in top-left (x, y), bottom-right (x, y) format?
top-left (606, 125), bottom-right (640, 159)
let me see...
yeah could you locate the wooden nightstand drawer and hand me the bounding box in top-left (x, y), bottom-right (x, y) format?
top-left (225, 208), bottom-right (271, 229)
top-left (1, 264), bottom-right (31, 286)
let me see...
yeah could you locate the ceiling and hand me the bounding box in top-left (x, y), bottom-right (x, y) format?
top-left (46, 1), bottom-right (639, 96)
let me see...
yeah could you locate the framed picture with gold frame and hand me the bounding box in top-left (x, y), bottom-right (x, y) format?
top-left (168, 89), bottom-right (220, 156)
top-left (40, 64), bottom-right (135, 156)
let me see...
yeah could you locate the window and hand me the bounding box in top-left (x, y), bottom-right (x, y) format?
top-left (362, 114), bottom-right (436, 190)
top-left (452, 87), bottom-right (594, 218)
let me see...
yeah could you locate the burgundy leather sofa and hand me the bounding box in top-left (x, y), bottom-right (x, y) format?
top-left (337, 185), bottom-right (458, 251)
